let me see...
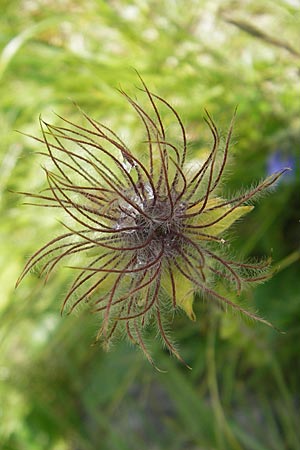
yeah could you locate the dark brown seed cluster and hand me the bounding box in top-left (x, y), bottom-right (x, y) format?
top-left (16, 78), bottom-right (287, 366)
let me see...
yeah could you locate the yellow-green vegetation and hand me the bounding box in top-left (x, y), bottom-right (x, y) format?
top-left (1, 1), bottom-right (299, 449)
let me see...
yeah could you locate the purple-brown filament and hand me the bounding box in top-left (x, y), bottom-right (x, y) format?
top-left (16, 79), bottom-right (287, 366)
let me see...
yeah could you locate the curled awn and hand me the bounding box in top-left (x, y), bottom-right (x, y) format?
top-left (16, 78), bottom-right (287, 366)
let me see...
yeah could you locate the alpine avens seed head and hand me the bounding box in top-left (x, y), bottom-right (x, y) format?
top-left (17, 78), bottom-right (287, 366)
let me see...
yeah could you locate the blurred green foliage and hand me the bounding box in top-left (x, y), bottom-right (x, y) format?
top-left (1, 0), bottom-right (299, 449)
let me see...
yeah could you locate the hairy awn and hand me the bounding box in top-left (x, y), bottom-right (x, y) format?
top-left (16, 79), bottom-right (287, 366)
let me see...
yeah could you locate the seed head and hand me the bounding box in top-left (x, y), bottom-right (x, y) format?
top-left (17, 78), bottom-right (287, 366)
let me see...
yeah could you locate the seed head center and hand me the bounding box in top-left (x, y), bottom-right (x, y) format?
top-left (117, 190), bottom-right (187, 258)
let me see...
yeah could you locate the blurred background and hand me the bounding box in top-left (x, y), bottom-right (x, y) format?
top-left (1, 1), bottom-right (300, 449)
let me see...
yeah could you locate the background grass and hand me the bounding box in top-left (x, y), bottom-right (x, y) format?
top-left (0, 1), bottom-right (300, 449)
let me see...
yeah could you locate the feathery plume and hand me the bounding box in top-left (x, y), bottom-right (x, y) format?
top-left (16, 78), bottom-right (287, 366)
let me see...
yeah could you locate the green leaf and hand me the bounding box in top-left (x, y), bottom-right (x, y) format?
top-left (162, 267), bottom-right (196, 321)
top-left (190, 198), bottom-right (253, 239)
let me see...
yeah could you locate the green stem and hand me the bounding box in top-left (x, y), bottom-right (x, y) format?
top-left (206, 313), bottom-right (243, 450)
top-left (273, 250), bottom-right (300, 273)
